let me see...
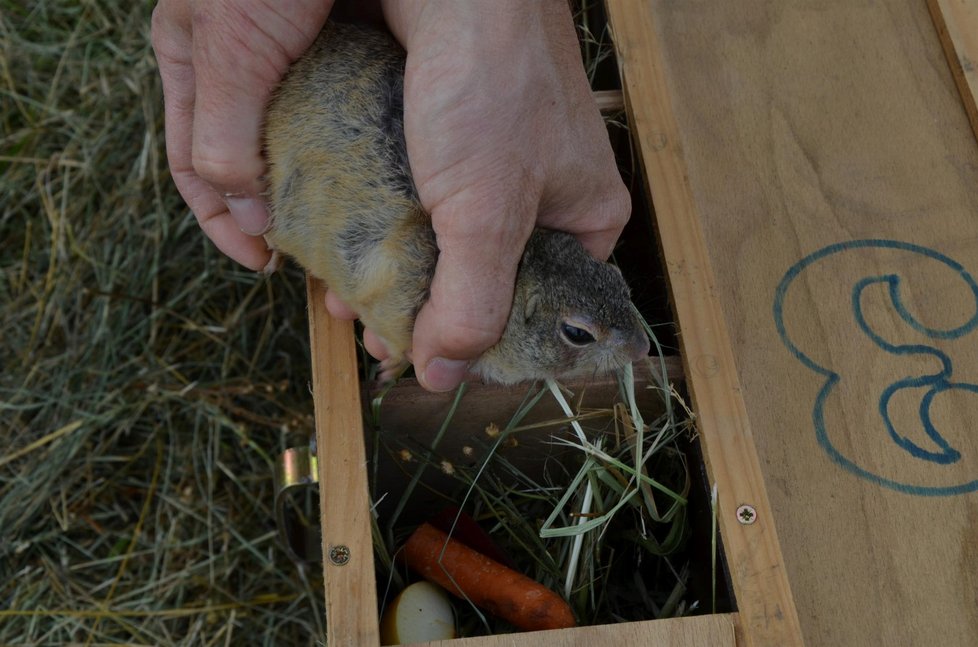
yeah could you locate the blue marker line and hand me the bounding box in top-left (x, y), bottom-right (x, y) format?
top-left (852, 275), bottom-right (958, 464)
top-left (773, 239), bottom-right (978, 496)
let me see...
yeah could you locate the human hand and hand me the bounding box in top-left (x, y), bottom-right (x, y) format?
top-left (371, 0), bottom-right (630, 391)
top-left (151, 0), bottom-right (335, 270)
top-left (153, 0), bottom-right (629, 394)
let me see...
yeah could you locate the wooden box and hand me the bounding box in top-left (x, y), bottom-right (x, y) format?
top-left (307, 1), bottom-right (978, 645)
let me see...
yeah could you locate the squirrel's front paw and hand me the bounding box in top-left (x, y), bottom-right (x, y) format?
top-left (378, 356), bottom-right (409, 384)
top-left (261, 237), bottom-right (284, 275)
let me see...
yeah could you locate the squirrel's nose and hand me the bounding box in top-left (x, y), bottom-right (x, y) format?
top-left (613, 327), bottom-right (650, 362)
top-left (629, 329), bottom-right (651, 361)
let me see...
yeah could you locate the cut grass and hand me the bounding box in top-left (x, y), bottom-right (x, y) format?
top-left (1, 2), bottom-right (323, 644)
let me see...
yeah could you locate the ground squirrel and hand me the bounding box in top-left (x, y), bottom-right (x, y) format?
top-left (263, 21), bottom-right (649, 385)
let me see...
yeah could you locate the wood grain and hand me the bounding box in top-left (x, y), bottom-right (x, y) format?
top-left (307, 276), bottom-right (380, 647)
top-left (608, 0), bottom-right (978, 645)
top-left (928, 0), bottom-right (978, 143)
top-left (604, 3), bottom-right (804, 646)
top-left (416, 613), bottom-right (737, 647)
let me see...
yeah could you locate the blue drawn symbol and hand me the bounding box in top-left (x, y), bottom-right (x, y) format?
top-left (773, 239), bottom-right (978, 496)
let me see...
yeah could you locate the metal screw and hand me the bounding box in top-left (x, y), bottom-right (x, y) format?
top-left (328, 544), bottom-right (351, 566)
top-left (736, 504), bottom-right (757, 525)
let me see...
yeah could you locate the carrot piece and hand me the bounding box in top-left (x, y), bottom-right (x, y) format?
top-left (428, 506), bottom-right (516, 569)
top-left (402, 522), bottom-right (576, 632)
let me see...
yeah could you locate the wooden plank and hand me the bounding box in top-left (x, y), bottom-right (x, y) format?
top-left (608, 0), bottom-right (978, 646)
top-left (604, 4), bottom-right (803, 647)
top-left (416, 613), bottom-right (737, 647)
top-left (928, 0), bottom-right (978, 143)
top-left (307, 276), bottom-right (380, 647)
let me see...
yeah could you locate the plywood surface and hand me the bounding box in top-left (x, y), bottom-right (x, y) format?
top-left (609, 0), bottom-right (978, 646)
top-left (606, 3), bottom-right (804, 647)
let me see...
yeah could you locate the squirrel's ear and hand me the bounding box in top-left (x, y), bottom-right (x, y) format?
top-left (524, 290), bottom-right (541, 322)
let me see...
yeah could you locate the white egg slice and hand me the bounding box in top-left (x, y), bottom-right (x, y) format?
top-left (380, 580), bottom-right (457, 645)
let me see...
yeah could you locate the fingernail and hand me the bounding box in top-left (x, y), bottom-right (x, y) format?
top-left (226, 197), bottom-right (271, 235)
top-left (420, 358), bottom-right (469, 392)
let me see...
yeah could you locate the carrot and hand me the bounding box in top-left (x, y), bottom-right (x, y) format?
top-left (402, 522), bottom-right (576, 632)
top-left (428, 506), bottom-right (516, 569)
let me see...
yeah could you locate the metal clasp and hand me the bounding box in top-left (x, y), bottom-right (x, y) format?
top-left (273, 441), bottom-right (321, 563)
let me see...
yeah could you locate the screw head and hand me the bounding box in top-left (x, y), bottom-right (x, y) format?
top-left (736, 504), bottom-right (757, 525)
top-left (328, 544), bottom-right (351, 566)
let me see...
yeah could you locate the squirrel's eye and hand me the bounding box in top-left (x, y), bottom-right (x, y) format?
top-left (560, 322), bottom-right (596, 346)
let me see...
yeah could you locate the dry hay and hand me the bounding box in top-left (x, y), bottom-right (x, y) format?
top-left (1, 2), bottom-right (323, 644)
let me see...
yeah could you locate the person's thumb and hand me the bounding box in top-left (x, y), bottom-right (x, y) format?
top-left (411, 202), bottom-right (534, 392)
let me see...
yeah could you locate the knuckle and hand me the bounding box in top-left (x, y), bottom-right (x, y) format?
top-left (580, 176), bottom-right (631, 232)
top-left (190, 2), bottom-right (289, 87)
top-left (190, 151), bottom-right (231, 187)
top-left (149, 5), bottom-right (165, 45)
top-left (189, 1), bottom-right (220, 32)
top-left (150, 3), bottom-right (183, 59)
top-left (191, 148), bottom-right (262, 193)
top-left (434, 321), bottom-right (503, 358)
top-left (603, 180), bottom-right (633, 227)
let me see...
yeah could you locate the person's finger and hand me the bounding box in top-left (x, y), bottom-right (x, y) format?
top-left (325, 290), bottom-right (359, 320)
top-left (362, 329), bottom-right (390, 362)
top-left (152, 1), bottom-right (271, 269)
top-left (325, 292), bottom-right (391, 363)
top-left (190, 1), bottom-right (334, 231)
top-left (188, 6), bottom-right (281, 234)
top-left (411, 195), bottom-right (535, 392)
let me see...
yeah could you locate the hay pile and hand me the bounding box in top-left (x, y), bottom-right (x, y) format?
top-left (1, 2), bottom-right (323, 643)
